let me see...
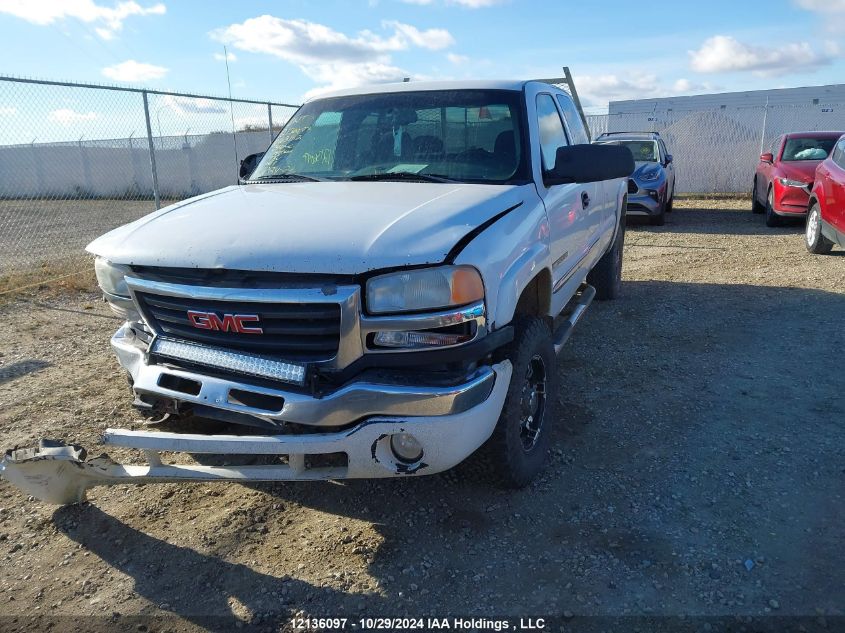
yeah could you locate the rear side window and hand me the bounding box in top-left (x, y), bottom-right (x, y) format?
top-left (536, 94), bottom-right (568, 170)
top-left (834, 140), bottom-right (845, 168)
top-left (782, 137), bottom-right (837, 161)
top-left (555, 95), bottom-right (590, 145)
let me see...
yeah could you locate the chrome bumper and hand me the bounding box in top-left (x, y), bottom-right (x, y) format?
top-left (0, 361), bottom-right (512, 504)
top-left (113, 325), bottom-right (496, 427)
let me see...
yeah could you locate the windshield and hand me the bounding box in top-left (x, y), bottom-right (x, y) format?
top-left (781, 137), bottom-right (837, 162)
top-left (249, 89), bottom-right (529, 184)
top-left (601, 140), bottom-right (658, 162)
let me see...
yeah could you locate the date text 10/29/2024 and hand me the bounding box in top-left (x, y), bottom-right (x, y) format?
top-left (290, 617), bottom-right (547, 630)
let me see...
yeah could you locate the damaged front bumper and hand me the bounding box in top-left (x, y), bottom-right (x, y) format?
top-left (0, 361), bottom-right (512, 505)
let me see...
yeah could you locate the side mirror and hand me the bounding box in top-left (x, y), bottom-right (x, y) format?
top-left (545, 144), bottom-right (635, 186)
top-left (665, 154), bottom-right (673, 165)
top-left (760, 152), bottom-right (774, 163)
top-left (239, 152), bottom-right (264, 180)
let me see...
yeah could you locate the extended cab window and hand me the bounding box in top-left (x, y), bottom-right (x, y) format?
top-left (251, 89), bottom-right (529, 184)
top-left (555, 95), bottom-right (590, 145)
top-left (536, 94), bottom-right (568, 171)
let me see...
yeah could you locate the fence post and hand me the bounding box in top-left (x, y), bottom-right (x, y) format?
top-left (142, 90), bottom-right (161, 210)
top-left (759, 97), bottom-right (769, 156)
top-left (267, 103), bottom-right (274, 145)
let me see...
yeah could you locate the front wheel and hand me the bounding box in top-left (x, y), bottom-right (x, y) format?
top-left (806, 202), bottom-right (833, 254)
top-left (482, 316), bottom-right (557, 488)
top-left (765, 188), bottom-right (783, 227)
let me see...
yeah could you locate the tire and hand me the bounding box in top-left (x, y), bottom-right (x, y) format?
top-left (649, 204), bottom-right (666, 226)
top-left (752, 179), bottom-right (765, 213)
top-left (587, 210), bottom-right (625, 300)
top-left (805, 201), bottom-right (834, 254)
top-left (482, 316), bottom-right (557, 488)
top-left (765, 188), bottom-right (783, 227)
top-left (665, 196), bottom-right (673, 213)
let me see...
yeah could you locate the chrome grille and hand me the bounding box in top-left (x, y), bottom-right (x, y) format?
top-left (135, 292), bottom-right (341, 362)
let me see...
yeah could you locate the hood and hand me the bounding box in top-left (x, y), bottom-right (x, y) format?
top-left (778, 161), bottom-right (821, 183)
top-left (631, 161), bottom-right (664, 183)
top-left (87, 182), bottom-right (528, 274)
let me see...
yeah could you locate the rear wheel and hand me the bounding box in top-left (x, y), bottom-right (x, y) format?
top-left (482, 316), bottom-right (557, 488)
top-left (805, 202), bottom-right (833, 254)
top-left (765, 188), bottom-right (783, 227)
top-left (752, 179), bottom-right (765, 213)
top-left (588, 207), bottom-right (626, 300)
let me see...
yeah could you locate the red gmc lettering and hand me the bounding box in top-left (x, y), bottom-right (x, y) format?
top-left (186, 311), bottom-right (263, 334)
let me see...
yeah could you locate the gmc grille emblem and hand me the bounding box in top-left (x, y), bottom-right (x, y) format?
top-left (187, 310), bottom-right (264, 335)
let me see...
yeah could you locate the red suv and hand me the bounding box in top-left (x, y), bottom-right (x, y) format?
top-left (806, 134), bottom-right (845, 254)
top-left (752, 131), bottom-right (843, 227)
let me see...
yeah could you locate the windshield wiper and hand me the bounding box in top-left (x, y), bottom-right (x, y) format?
top-left (349, 172), bottom-right (456, 183)
top-left (247, 173), bottom-right (324, 182)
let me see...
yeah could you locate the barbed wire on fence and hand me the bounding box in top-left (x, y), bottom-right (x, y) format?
top-left (0, 76), bottom-right (300, 275)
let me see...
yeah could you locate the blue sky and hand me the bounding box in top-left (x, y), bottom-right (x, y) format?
top-left (1, 0), bottom-right (844, 141)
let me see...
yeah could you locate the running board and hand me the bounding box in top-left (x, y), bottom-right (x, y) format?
top-left (553, 284), bottom-right (596, 355)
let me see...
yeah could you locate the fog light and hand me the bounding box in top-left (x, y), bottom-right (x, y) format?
top-left (390, 433), bottom-right (423, 463)
top-left (374, 330), bottom-right (471, 349)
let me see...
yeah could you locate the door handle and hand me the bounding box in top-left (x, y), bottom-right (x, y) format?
top-left (581, 191), bottom-right (590, 209)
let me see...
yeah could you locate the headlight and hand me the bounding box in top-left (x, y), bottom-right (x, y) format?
top-left (366, 265), bottom-right (484, 314)
top-left (778, 178), bottom-right (810, 189)
top-left (94, 257), bottom-right (132, 297)
top-left (639, 170), bottom-right (661, 182)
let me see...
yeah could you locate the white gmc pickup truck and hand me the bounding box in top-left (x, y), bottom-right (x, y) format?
top-left (2, 80), bottom-right (633, 504)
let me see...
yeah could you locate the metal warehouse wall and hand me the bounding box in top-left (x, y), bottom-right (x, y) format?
top-left (609, 83), bottom-right (845, 114)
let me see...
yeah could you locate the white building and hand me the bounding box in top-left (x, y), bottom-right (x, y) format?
top-left (609, 83), bottom-right (845, 114)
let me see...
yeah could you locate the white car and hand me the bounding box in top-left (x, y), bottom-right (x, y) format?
top-left (1, 80), bottom-right (633, 504)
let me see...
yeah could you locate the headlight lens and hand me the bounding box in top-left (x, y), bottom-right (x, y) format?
top-left (366, 265), bottom-right (484, 314)
top-left (94, 257), bottom-right (132, 297)
top-left (778, 178), bottom-right (810, 188)
top-left (640, 170), bottom-right (660, 181)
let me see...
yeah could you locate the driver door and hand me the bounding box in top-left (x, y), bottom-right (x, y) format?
top-left (529, 90), bottom-right (598, 315)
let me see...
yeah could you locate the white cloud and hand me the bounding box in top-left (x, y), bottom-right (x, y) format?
top-left (794, 0), bottom-right (845, 12)
top-left (447, 52), bottom-right (469, 64)
top-left (212, 15), bottom-right (454, 97)
top-left (0, 106), bottom-right (16, 116)
top-left (102, 59), bottom-right (168, 82)
top-left (302, 61), bottom-right (413, 100)
top-left (577, 73), bottom-right (663, 106)
top-left (689, 35), bottom-right (837, 75)
top-left (383, 20), bottom-right (453, 49)
top-left (0, 0), bottom-right (165, 39)
top-left (162, 95), bottom-right (227, 115)
top-left (213, 51), bottom-right (237, 62)
top-left (574, 73), bottom-right (716, 107)
top-left (49, 108), bottom-right (97, 124)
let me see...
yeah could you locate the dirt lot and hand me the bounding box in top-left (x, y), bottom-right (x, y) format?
top-left (0, 198), bottom-right (843, 631)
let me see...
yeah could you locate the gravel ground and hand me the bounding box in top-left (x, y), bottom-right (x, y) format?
top-left (0, 198), bottom-right (843, 631)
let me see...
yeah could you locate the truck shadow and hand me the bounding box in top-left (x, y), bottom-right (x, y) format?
top-left (51, 280), bottom-right (845, 623)
top-left (628, 205), bottom-right (805, 236)
top-left (53, 503), bottom-right (392, 631)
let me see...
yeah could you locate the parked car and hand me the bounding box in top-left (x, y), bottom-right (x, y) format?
top-left (594, 131), bottom-right (675, 226)
top-left (752, 131), bottom-right (843, 227)
top-left (1, 80), bottom-right (634, 504)
top-left (806, 134), bottom-right (845, 254)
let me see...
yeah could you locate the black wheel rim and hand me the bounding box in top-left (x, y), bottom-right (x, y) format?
top-left (519, 354), bottom-right (547, 451)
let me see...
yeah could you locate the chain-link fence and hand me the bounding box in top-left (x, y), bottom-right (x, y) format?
top-left (586, 103), bottom-right (845, 194)
top-left (0, 76), bottom-right (298, 283)
top-left (4, 74), bottom-right (845, 288)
